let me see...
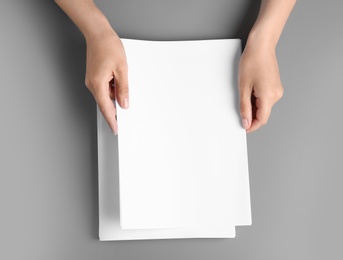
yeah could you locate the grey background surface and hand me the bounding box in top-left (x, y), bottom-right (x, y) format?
top-left (0, 0), bottom-right (342, 259)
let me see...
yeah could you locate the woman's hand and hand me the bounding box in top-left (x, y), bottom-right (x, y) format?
top-left (85, 30), bottom-right (129, 134)
top-left (54, 0), bottom-right (128, 134)
top-left (238, 0), bottom-right (297, 133)
top-left (238, 44), bottom-right (283, 133)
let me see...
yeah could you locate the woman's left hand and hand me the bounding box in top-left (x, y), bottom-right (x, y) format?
top-left (238, 44), bottom-right (284, 133)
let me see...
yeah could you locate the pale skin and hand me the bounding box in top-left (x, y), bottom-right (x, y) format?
top-left (55, 0), bottom-right (296, 135)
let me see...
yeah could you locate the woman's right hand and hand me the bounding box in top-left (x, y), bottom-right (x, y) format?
top-left (85, 30), bottom-right (129, 135)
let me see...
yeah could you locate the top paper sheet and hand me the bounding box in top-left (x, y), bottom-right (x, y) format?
top-left (117, 38), bottom-right (251, 230)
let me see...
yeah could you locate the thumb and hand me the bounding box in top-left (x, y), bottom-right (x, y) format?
top-left (115, 66), bottom-right (129, 109)
top-left (239, 85), bottom-right (252, 130)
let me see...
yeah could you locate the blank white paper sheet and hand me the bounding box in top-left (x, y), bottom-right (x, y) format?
top-left (98, 38), bottom-right (251, 241)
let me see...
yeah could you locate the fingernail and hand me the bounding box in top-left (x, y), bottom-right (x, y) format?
top-left (112, 127), bottom-right (118, 135)
top-left (123, 98), bottom-right (129, 109)
top-left (242, 119), bottom-right (249, 129)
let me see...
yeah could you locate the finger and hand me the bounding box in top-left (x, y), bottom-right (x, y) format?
top-left (115, 66), bottom-right (129, 109)
top-left (247, 98), bottom-right (272, 133)
top-left (239, 84), bottom-right (253, 130)
top-left (95, 89), bottom-right (118, 135)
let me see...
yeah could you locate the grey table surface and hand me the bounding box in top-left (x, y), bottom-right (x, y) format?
top-left (0, 0), bottom-right (342, 259)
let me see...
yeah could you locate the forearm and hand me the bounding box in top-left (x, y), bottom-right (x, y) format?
top-left (246, 0), bottom-right (297, 50)
top-left (54, 0), bottom-right (114, 41)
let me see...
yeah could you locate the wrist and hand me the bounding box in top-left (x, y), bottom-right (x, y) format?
top-left (84, 26), bottom-right (117, 46)
top-left (245, 26), bottom-right (278, 53)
